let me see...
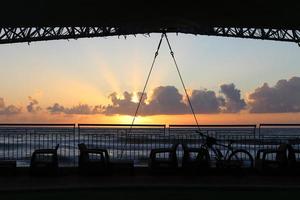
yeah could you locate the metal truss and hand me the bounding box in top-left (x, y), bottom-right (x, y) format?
top-left (0, 27), bottom-right (121, 44)
top-left (0, 26), bottom-right (299, 45)
top-left (212, 27), bottom-right (300, 44)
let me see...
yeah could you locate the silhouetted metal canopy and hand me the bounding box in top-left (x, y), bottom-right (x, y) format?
top-left (0, 0), bottom-right (300, 44)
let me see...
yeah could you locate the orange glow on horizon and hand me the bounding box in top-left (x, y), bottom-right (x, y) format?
top-left (95, 113), bottom-right (300, 125)
top-left (0, 112), bottom-right (300, 125)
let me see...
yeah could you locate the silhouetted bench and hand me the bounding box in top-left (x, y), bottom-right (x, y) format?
top-left (284, 142), bottom-right (300, 172)
top-left (30, 144), bottom-right (59, 175)
top-left (255, 143), bottom-right (289, 173)
top-left (149, 143), bottom-right (180, 172)
top-left (78, 143), bottom-right (111, 175)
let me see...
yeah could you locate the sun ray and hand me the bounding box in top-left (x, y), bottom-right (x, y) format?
top-left (99, 64), bottom-right (122, 95)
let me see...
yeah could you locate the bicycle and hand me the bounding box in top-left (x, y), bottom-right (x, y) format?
top-left (193, 130), bottom-right (254, 169)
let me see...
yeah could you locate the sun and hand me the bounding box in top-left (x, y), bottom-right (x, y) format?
top-left (114, 115), bottom-right (153, 124)
top-left (131, 92), bottom-right (140, 103)
top-left (115, 115), bottom-right (133, 124)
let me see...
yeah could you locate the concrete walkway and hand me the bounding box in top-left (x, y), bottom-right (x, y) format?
top-left (1, 170), bottom-right (300, 192)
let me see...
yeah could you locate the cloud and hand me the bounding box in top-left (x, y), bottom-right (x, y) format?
top-left (27, 96), bottom-right (42, 113)
top-left (248, 77), bottom-right (300, 113)
top-left (190, 89), bottom-right (223, 113)
top-left (104, 91), bottom-right (140, 115)
top-left (0, 98), bottom-right (22, 115)
top-left (145, 86), bottom-right (187, 115)
top-left (47, 103), bottom-right (66, 114)
top-left (103, 85), bottom-right (245, 116)
top-left (46, 85), bottom-right (247, 116)
top-left (47, 103), bottom-right (104, 115)
top-left (220, 83), bottom-right (246, 113)
top-left (104, 86), bottom-right (188, 116)
top-left (7, 76), bottom-right (300, 117)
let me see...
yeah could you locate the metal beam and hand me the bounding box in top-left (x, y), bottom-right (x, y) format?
top-left (212, 27), bottom-right (300, 44)
top-left (0, 26), bottom-right (299, 45)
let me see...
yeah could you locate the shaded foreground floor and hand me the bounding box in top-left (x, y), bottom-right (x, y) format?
top-left (1, 169), bottom-right (300, 199)
top-left (2, 188), bottom-right (300, 200)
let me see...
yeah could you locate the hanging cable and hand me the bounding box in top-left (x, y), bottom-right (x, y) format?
top-left (120, 33), bottom-right (164, 158)
top-left (164, 33), bottom-right (200, 130)
top-left (120, 32), bottom-right (201, 158)
top-left (130, 33), bottom-right (164, 128)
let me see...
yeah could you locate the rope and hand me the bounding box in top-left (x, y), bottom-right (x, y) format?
top-left (130, 33), bottom-right (164, 127)
top-left (164, 33), bottom-right (200, 130)
top-left (120, 33), bottom-right (201, 158)
top-left (119, 33), bottom-right (164, 158)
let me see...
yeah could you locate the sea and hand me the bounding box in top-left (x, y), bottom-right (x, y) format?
top-left (0, 125), bottom-right (299, 167)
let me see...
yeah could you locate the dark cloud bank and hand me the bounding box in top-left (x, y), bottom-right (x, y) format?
top-left (3, 77), bottom-right (300, 116)
top-left (47, 77), bottom-right (300, 115)
top-left (0, 98), bottom-right (21, 115)
top-left (248, 77), bottom-right (300, 113)
top-left (48, 84), bottom-right (246, 116)
top-left (27, 96), bottom-right (42, 113)
top-left (73, 77), bottom-right (300, 115)
top-left (220, 83), bottom-right (246, 113)
top-left (47, 103), bottom-right (104, 115)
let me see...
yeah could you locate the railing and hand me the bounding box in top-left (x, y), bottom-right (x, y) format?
top-left (0, 124), bottom-right (76, 167)
top-left (0, 123), bottom-right (300, 167)
top-left (78, 124), bottom-right (166, 166)
top-left (169, 125), bottom-right (257, 160)
top-left (259, 124), bottom-right (300, 160)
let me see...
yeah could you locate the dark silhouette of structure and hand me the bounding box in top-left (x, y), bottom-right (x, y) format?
top-left (255, 143), bottom-right (300, 174)
top-left (149, 143), bottom-right (180, 171)
top-left (0, 1), bottom-right (300, 44)
top-left (30, 144), bottom-right (59, 175)
top-left (78, 143), bottom-right (110, 175)
top-left (182, 143), bottom-right (210, 171)
top-left (194, 130), bottom-right (254, 169)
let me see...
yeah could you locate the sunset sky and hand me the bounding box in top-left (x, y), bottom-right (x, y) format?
top-left (0, 33), bottom-right (299, 125)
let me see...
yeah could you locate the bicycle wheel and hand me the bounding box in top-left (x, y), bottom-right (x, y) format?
top-left (227, 149), bottom-right (254, 169)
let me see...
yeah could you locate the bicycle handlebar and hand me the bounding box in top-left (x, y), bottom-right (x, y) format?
top-left (195, 130), bottom-right (233, 148)
top-left (195, 130), bottom-right (206, 137)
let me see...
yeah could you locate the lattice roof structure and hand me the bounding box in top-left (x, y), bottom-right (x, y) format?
top-left (1, 0), bottom-right (300, 44)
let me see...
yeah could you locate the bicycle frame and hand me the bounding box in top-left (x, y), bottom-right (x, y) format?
top-left (197, 131), bottom-right (236, 161)
top-left (206, 141), bottom-right (234, 161)
top-left (195, 130), bottom-right (254, 169)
